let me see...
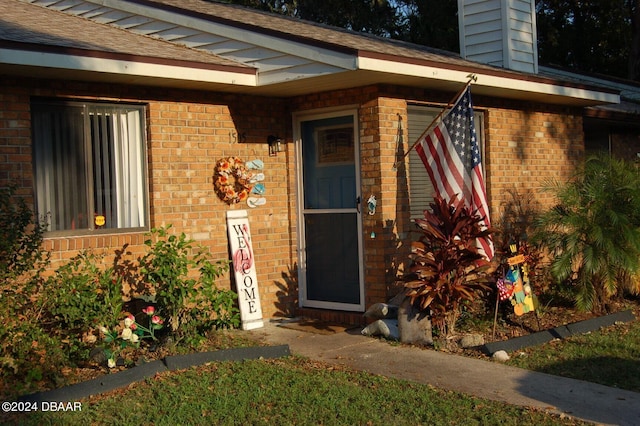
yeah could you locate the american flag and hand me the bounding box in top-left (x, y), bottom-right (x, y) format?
top-left (415, 86), bottom-right (494, 261)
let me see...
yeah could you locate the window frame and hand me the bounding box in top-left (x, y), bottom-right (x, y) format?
top-left (407, 103), bottom-right (486, 221)
top-left (31, 98), bottom-right (150, 237)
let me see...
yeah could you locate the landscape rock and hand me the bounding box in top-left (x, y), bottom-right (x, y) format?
top-left (492, 350), bottom-right (510, 362)
top-left (361, 319), bottom-right (399, 341)
top-left (387, 289), bottom-right (408, 306)
top-left (89, 347), bottom-right (107, 364)
top-left (398, 297), bottom-right (433, 346)
top-left (363, 302), bottom-right (398, 319)
top-left (460, 334), bottom-right (485, 349)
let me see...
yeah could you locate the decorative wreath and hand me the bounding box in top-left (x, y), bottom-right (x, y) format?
top-left (214, 157), bottom-right (253, 205)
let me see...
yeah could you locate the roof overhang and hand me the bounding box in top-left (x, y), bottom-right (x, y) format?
top-left (0, 45), bottom-right (256, 88)
top-left (1, 0), bottom-right (621, 107)
top-left (0, 44), bottom-right (620, 107)
top-left (356, 54), bottom-right (620, 107)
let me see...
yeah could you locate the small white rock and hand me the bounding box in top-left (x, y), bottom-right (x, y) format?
top-left (492, 350), bottom-right (510, 362)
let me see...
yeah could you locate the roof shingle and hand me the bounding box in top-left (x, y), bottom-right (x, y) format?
top-left (1, 0), bottom-right (253, 70)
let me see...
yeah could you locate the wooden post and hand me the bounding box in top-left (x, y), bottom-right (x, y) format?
top-left (492, 292), bottom-right (500, 341)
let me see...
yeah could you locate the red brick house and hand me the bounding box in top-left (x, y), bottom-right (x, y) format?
top-left (0, 0), bottom-right (622, 324)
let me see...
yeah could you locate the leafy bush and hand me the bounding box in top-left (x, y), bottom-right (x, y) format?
top-left (533, 153), bottom-right (640, 313)
top-left (0, 184), bottom-right (60, 391)
top-left (403, 195), bottom-right (494, 336)
top-left (0, 184), bottom-right (49, 280)
top-left (0, 184), bottom-right (239, 393)
top-left (42, 252), bottom-right (124, 361)
top-left (139, 225), bottom-right (239, 345)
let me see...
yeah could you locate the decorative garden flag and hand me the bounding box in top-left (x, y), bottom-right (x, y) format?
top-left (226, 210), bottom-right (263, 330)
top-left (414, 86), bottom-right (494, 261)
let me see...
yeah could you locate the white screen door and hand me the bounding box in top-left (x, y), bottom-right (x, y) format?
top-left (296, 111), bottom-right (364, 311)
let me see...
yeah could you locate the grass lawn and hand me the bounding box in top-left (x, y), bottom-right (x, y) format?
top-left (506, 318), bottom-right (640, 392)
top-left (8, 356), bottom-right (586, 426)
top-left (7, 309), bottom-right (639, 425)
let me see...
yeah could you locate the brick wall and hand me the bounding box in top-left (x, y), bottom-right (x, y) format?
top-left (284, 85), bottom-right (586, 322)
top-left (484, 101), bottom-right (584, 217)
top-left (611, 130), bottom-right (640, 161)
top-left (1, 76), bottom-right (588, 325)
top-left (0, 76), bottom-right (297, 319)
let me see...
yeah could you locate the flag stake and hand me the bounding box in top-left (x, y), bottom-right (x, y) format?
top-left (393, 74), bottom-right (477, 170)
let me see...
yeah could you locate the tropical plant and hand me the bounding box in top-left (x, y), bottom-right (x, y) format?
top-left (533, 153), bottom-right (640, 313)
top-left (403, 195), bottom-right (494, 337)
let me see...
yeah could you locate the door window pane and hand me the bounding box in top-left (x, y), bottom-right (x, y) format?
top-left (302, 116), bottom-right (356, 209)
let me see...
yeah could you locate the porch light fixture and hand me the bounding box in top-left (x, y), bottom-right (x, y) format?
top-left (268, 135), bottom-right (283, 156)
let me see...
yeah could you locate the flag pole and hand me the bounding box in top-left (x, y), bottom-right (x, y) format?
top-left (393, 74), bottom-right (477, 170)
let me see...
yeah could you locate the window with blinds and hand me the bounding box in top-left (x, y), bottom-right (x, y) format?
top-left (407, 104), bottom-right (485, 220)
top-left (31, 100), bottom-right (148, 234)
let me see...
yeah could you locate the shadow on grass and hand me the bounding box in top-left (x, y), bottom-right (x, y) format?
top-left (522, 355), bottom-right (640, 393)
top-left (513, 356), bottom-right (640, 426)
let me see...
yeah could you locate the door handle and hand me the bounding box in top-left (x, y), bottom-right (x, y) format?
top-left (356, 196), bottom-right (361, 213)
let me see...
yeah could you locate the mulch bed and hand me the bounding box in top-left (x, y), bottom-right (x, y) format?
top-left (4, 298), bottom-right (639, 402)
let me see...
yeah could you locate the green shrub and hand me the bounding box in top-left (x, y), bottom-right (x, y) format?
top-left (0, 185), bottom-right (49, 280)
top-left (0, 184), bottom-right (60, 393)
top-left (42, 252), bottom-right (123, 362)
top-left (533, 153), bottom-right (640, 313)
top-left (0, 184), bottom-right (239, 392)
top-left (139, 225), bottom-right (239, 345)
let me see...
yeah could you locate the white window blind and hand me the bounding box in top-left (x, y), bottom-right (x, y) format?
top-left (407, 104), bottom-right (485, 219)
top-left (32, 100), bottom-right (148, 233)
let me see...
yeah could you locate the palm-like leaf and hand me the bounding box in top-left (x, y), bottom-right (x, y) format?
top-left (534, 153), bottom-right (640, 313)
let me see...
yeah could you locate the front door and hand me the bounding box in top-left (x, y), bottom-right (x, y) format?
top-left (296, 111), bottom-right (364, 311)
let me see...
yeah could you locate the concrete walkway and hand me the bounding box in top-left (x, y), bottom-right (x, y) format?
top-left (249, 321), bottom-right (640, 426)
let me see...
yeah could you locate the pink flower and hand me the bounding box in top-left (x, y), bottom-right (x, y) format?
top-left (151, 315), bottom-right (163, 325)
top-left (142, 306), bottom-right (155, 315)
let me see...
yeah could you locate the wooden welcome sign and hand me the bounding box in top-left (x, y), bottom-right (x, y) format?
top-left (226, 210), bottom-right (264, 330)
